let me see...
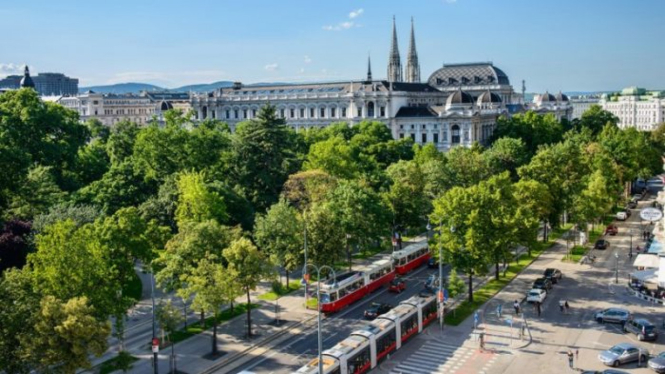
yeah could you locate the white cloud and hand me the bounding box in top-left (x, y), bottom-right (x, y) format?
top-left (349, 8), bottom-right (364, 18)
top-left (264, 63), bottom-right (279, 71)
top-left (0, 63), bottom-right (27, 77)
top-left (304, 55), bottom-right (312, 64)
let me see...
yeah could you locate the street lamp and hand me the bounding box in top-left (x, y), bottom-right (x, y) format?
top-left (150, 271), bottom-right (159, 374)
top-left (303, 263), bottom-right (337, 374)
top-left (437, 219), bottom-right (444, 330)
top-left (614, 252), bottom-right (619, 284)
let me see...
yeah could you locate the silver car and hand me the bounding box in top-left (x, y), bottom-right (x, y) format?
top-left (595, 308), bottom-right (631, 324)
top-left (598, 343), bottom-right (648, 367)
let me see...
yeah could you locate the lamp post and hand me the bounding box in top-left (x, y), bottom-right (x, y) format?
top-left (303, 263), bottom-right (337, 374)
top-left (150, 271), bottom-right (158, 374)
top-left (614, 252), bottom-right (619, 284)
top-left (303, 220), bottom-right (309, 305)
top-left (438, 219), bottom-right (444, 330)
top-left (630, 229), bottom-right (633, 258)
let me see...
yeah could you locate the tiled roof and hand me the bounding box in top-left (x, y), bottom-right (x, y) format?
top-left (395, 106), bottom-right (438, 117)
top-left (427, 62), bottom-right (510, 88)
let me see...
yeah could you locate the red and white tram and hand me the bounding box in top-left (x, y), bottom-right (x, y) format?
top-left (295, 292), bottom-right (437, 374)
top-left (392, 240), bottom-right (430, 275)
top-left (318, 258), bottom-right (395, 313)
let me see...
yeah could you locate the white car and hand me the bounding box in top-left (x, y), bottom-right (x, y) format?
top-left (616, 211), bottom-right (628, 221)
top-left (526, 288), bottom-right (547, 303)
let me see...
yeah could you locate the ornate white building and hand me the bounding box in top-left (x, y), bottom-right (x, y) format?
top-left (599, 87), bottom-right (665, 131)
top-left (190, 18), bottom-right (571, 150)
top-left (530, 91), bottom-right (574, 122)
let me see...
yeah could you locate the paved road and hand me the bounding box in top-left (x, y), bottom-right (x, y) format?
top-left (229, 263), bottom-right (447, 374)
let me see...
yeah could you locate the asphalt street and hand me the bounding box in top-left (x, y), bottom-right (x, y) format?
top-left (229, 263), bottom-right (448, 374)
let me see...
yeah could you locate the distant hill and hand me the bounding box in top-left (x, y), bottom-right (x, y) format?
top-left (79, 82), bottom-right (165, 94)
top-left (174, 81), bottom-right (234, 92)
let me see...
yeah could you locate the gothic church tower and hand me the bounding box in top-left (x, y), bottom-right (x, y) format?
top-left (387, 16), bottom-right (403, 82)
top-left (405, 17), bottom-right (420, 83)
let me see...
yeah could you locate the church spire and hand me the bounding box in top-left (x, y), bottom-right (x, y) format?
top-left (366, 53), bottom-right (373, 82)
top-left (387, 16), bottom-right (402, 82)
top-left (405, 17), bottom-right (420, 83)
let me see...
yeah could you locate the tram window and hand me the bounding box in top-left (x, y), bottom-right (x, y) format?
top-left (377, 330), bottom-right (396, 353)
top-left (399, 258), bottom-right (407, 266)
top-left (401, 315), bottom-right (417, 337)
top-left (348, 346), bottom-right (370, 374)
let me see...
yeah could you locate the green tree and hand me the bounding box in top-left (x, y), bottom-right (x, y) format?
top-left (223, 237), bottom-right (275, 338)
top-left (512, 179), bottom-right (552, 255)
top-left (6, 165), bottom-right (66, 220)
top-left (281, 170), bottom-right (337, 212)
top-left (382, 160), bottom-right (428, 233)
top-left (304, 135), bottom-right (361, 180)
top-left (483, 137), bottom-right (529, 180)
top-left (175, 171), bottom-right (227, 226)
top-left (228, 104), bottom-right (301, 211)
top-left (327, 180), bottom-right (388, 266)
top-left (106, 120), bottom-right (141, 165)
top-left (492, 111), bottom-right (564, 155)
top-left (155, 300), bottom-right (184, 371)
top-left (303, 202), bottom-right (346, 267)
top-left (574, 105), bottom-right (619, 135)
top-left (441, 146), bottom-right (491, 189)
top-left (446, 269), bottom-right (465, 298)
top-left (184, 254), bottom-right (239, 355)
top-left (22, 295), bottom-right (110, 373)
top-left (254, 199), bottom-right (303, 285)
top-left (32, 203), bottom-right (103, 234)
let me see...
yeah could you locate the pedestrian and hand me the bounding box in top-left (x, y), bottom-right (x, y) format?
top-left (565, 300), bottom-right (570, 314)
top-left (479, 332), bottom-right (485, 350)
top-left (575, 349), bottom-right (579, 361)
top-left (514, 300), bottom-right (520, 315)
top-left (536, 301), bottom-right (542, 317)
top-left (497, 304), bottom-right (502, 318)
top-left (559, 299), bottom-right (565, 312)
top-left (567, 350), bottom-right (574, 369)
top-left (629, 251), bottom-right (633, 260)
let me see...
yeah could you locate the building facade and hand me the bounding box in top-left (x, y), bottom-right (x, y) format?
top-left (0, 67), bottom-right (78, 95)
top-left (569, 95), bottom-right (600, 119)
top-left (599, 87), bottom-right (665, 131)
top-left (190, 18), bottom-right (571, 151)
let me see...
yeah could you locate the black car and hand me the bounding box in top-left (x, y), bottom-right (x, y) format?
top-left (624, 318), bottom-right (658, 341)
top-left (532, 277), bottom-right (553, 290)
top-left (595, 239), bottom-right (610, 250)
top-left (543, 268), bottom-right (563, 284)
top-left (364, 302), bottom-right (392, 320)
top-left (427, 257), bottom-right (438, 269)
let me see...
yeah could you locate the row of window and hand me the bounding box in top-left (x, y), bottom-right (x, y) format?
top-left (347, 346), bottom-right (371, 374)
top-left (368, 265), bottom-right (392, 281)
top-left (200, 105), bottom-right (389, 120)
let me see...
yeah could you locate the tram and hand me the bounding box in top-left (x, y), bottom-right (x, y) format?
top-left (294, 292), bottom-right (438, 374)
top-left (318, 258), bottom-right (394, 313)
top-left (392, 240), bottom-right (430, 275)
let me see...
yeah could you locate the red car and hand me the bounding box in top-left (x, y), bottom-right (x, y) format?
top-left (605, 224), bottom-right (618, 236)
top-left (388, 278), bottom-right (406, 293)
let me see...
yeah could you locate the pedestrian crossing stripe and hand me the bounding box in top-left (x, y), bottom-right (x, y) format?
top-left (390, 340), bottom-right (484, 374)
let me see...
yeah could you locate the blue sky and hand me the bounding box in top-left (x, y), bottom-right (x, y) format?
top-left (1, 0), bottom-right (664, 92)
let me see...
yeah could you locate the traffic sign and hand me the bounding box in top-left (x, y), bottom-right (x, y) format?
top-left (640, 208), bottom-right (663, 222)
top-left (152, 337), bottom-right (159, 353)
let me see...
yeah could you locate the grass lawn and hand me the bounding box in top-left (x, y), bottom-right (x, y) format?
top-left (258, 281), bottom-right (301, 301)
top-left (169, 303), bottom-right (257, 344)
top-left (444, 242), bottom-right (550, 326)
top-left (99, 351), bottom-right (138, 374)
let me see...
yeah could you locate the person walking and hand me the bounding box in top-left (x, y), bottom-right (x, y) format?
top-left (514, 300), bottom-right (520, 315)
top-left (564, 300), bottom-right (570, 314)
top-left (629, 251), bottom-right (633, 260)
top-left (567, 350), bottom-right (574, 369)
top-left (575, 349), bottom-right (579, 361)
top-left (536, 301), bottom-right (542, 317)
top-left (559, 299), bottom-right (565, 313)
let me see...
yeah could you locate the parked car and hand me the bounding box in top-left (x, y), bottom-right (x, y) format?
top-left (532, 277), bottom-right (553, 290)
top-left (595, 308), bottom-right (632, 324)
top-left (598, 342), bottom-right (648, 367)
top-left (624, 318), bottom-right (658, 341)
top-left (388, 278), bottom-right (406, 293)
top-left (581, 370), bottom-right (629, 374)
top-left (627, 201), bottom-right (638, 209)
top-left (605, 224), bottom-right (619, 236)
top-left (616, 211), bottom-right (630, 221)
top-left (648, 351), bottom-right (665, 373)
top-left (543, 268), bottom-right (563, 283)
top-left (526, 288), bottom-right (547, 303)
top-left (595, 239), bottom-right (610, 250)
top-left (364, 302), bottom-right (392, 320)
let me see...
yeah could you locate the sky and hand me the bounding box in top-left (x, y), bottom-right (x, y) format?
top-left (1, 0), bottom-right (664, 92)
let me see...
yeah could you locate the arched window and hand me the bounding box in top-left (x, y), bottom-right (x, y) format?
top-left (451, 124), bottom-right (460, 144)
top-left (367, 101), bottom-right (375, 117)
top-left (201, 106), bottom-right (208, 120)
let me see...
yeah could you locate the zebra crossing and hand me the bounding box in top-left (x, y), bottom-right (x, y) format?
top-left (389, 340), bottom-right (498, 374)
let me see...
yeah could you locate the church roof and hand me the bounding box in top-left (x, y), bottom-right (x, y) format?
top-left (381, 81), bottom-right (437, 92)
top-left (555, 92), bottom-right (569, 102)
top-left (446, 89), bottom-right (474, 105)
top-left (539, 92), bottom-right (556, 102)
top-left (395, 106), bottom-right (438, 118)
top-left (427, 62), bottom-right (510, 88)
top-left (477, 91), bottom-right (502, 104)
top-left (20, 66), bottom-right (35, 88)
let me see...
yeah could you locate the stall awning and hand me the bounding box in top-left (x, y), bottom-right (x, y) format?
top-left (648, 239), bottom-right (664, 254)
top-left (631, 269), bottom-right (658, 283)
top-left (633, 254), bottom-right (660, 268)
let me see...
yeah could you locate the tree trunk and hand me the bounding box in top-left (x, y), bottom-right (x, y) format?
top-left (347, 240), bottom-right (352, 271)
top-left (200, 310), bottom-right (205, 329)
top-left (246, 290), bottom-right (252, 338)
top-left (212, 313), bottom-right (218, 354)
top-left (495, 262), bottom-right (499, 280)
top-left (468, 273), bottom-right (473, 303)
top-left (285, 269), bottom-right (290, 288)
top-left (230, 301), bottom-right (234, 314)
top-left (183, 302), bottom-right (187, 329)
